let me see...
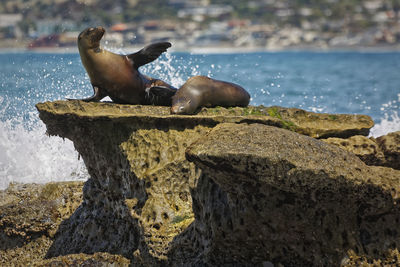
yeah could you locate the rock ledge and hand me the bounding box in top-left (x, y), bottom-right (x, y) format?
top-left (1, 100), bottom-right (396, 266)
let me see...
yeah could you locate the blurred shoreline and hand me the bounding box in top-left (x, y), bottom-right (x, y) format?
top-left (2, 1), bottom-right (400, 56)
top-left (2, 43), bottom-right (400, 54)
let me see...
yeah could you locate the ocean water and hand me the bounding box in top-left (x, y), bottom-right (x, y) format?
top-left (0, 50), bottom-right (399, 190)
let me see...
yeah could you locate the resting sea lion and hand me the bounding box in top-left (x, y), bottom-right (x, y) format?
top-left (171, 75), bottom-right (250, 114)
top-left (72, 26), bottom-right (176, 105)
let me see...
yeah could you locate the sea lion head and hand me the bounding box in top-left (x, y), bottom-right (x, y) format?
top-left (171, 96), bottom-right (193, 114)
top-left (78, 26), bottom-right (105, 50)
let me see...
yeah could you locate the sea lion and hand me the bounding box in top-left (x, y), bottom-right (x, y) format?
top-left (72, 26), bottom-right (176, 105)
top-left (171, 75), bottom-right (250, 114)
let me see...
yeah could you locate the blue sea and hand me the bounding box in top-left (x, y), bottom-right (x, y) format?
top-left (0, 50), bottom-right (399, 190)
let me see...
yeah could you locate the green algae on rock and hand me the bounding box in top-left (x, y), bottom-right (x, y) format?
top-left (265, 106), bottom-right (374, 138)
top-left (37, 100), bottom-right (374, 139)
top-left (198, 105), bottom-right (374, 138)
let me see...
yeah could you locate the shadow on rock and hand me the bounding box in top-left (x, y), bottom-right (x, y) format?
top-left (45, 178), bottom-right (142, 260)
top-left (168, 123), bottom-right (400, 266)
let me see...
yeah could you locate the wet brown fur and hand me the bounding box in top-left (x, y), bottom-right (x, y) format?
top-left (76, 26), bottom-right (175, 105)
top-left (171, 76), bottom-right (250, 114)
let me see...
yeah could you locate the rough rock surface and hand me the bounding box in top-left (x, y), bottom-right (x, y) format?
top-left (0, 100), bottom-right (384, 265)
top-left (253, 106), bottom-right (374, 138)
top-left (343, 249), bottom-right (400, 266)
top-left (171, 123), bottom-right (400, 266)
top-left (36, 101), bottom-right (220, 264)
top-left (198, 105), bottom-right (374, 138)
top-left (324, 132), bottom-right (400, 170)
top-left (34, 100), bottom-right (376, 260)
top-left (0, 182), bottom-right (83, 266)
top-left (33, 252), bottom-right (130, 266)
top-left (323, 135), bottom-right (386, 166)
top-left (36, 101), bottom-right (374, 139)
top-left (376, 131), bottom-right (400, 170)
top-left (0, 182), bottom-right (129, 266)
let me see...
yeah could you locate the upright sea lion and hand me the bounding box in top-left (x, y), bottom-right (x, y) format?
top-left (171, 76), bottom-right (250, 114)
top-left (72, 26), bottom-right (176, 105)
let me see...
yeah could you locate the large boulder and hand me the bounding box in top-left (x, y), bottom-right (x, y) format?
top-left (170, 123), bottom-right (400, 266)
top-left (0, 100), bottom-right (379, 265)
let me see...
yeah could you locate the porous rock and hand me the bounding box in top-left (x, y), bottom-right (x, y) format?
top-left (259, 106), bottom-right (374, 138)
top-left (36, 101), bottom-right (217, 264)
top-left (33, 252), bottom-right (130, 266)
top-left (0, 182), bottom-right (83, 266)
top-left (25, 100), bottom-right (377, 265)
top-left (376, 131), bottom-right (400, 170)
top-left (324, 132), bottom-right (400, 170)
top-left (171, 123), bottom-right (400, 266)
top-left (198, 105), bottom-right (374, 138)
top-left (342, 248), bottom-right (400, 266)
top-left (323, 135), bottom-right (385, 166)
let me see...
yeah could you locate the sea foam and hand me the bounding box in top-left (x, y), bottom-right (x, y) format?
top-left (370, 111), bottom-right (400, 138)
top-left (370, 93), bottom-right (400, 137)
top-left (0, 113), bottom-right (88, 190)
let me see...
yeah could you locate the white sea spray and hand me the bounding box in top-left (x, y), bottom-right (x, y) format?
top-left (370, 111), bottom-right (400, 138)
top-left (141, 52), bottom-right (200, 88)
top-left (0, 112), bottom-right (88, 190)
top-left (370, 94), bottom-right (400, 137)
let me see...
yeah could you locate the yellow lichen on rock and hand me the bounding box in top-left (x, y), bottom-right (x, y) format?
top-left (120, 125), bottom-right (210, 259)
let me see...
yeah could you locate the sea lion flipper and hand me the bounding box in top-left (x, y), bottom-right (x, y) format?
top-left (128, 42), bottom-right (172, 69)
top-left (67, 86), bottom-right (106, 102)
top-left (144, 86), bottom-right (177, 106)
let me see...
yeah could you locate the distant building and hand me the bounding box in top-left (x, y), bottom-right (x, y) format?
top-left (0, 14), bottom-right (23, 38)
top-left (28, 34), bottom-right (60, 48)
top-left (374, 12), bottom-right (390, 23)
top-left (28, 31), bottom-right (79, 49)
top-left (36, 20), bottom-right (60, 36)
top-left (364, 1), bottom-right (382, 11)
top-left (169, 0), bottom-right (210, 8)
top-left (178, 5), bottom-right (233, 21)
top-left (35, 20), bottom-right (78, 37)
